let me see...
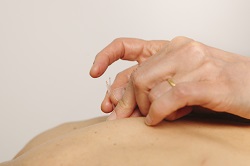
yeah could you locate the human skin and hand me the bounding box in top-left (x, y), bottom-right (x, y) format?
top-left (90, 38), bottom-right (168, 115)
top-left (90, 37), bottom-right (250, 125)
top-left (1, 114), bottom-right (250, 166)
top-left (13, 116), bottom-right (108, 158)
top-left (2, 37), bottom-right (250, 165)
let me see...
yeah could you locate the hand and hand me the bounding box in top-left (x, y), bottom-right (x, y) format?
top-left (103, 65), bottom-right (143, 119)
top-left (123, 36), bottom-right (250, 125)
top-left (89, 38), bottom-right (168, 118)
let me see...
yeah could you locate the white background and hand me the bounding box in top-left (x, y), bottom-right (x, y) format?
top-left (0, 0), bottom-right (250, 162)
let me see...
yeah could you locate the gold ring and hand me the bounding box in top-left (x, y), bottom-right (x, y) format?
top-left (167, 78), bottom-right (176, 87)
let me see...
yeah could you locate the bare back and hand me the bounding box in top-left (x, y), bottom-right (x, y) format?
top-left (1, 115), bottom-right (250, 166)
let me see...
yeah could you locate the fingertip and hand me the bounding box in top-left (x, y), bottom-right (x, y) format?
top-left (101, 100), bottom-right (113, 113)
top-left (90, 65), bottom-right (100, 78)
top-left (145, 103), bottom-right (165, 126)
top-left (144, 115), bottom-right (153, 126)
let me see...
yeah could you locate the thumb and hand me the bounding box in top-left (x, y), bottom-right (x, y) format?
top-left (107, 80), bottom-right (137, 120)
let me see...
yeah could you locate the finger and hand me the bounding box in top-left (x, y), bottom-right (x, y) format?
top-left (133, 38), bottom-right (207, 116)
top-left (102, 86), bottom-right (127, 113)
top-left (145, 81), bottom-right (226, 126)
top-left (148, 77), bottom-right (193, 120)
top-left (90, 38), bottom-right (168, 78)
top-left (131, 47), bottom-right (176, 115)
top-left (101, 91), bottom-right (114, 113)
top-left (130, 107), bottom-right (143, 117)
top-left (148, 71), bottom-right (201, 103)
top-left (164, 106), bottom-right (193, 121)
top-left (107, 80), bottom-right (137, 120)
top-left (109, 65), bottom-right (137, 105)
top-left (107, 107), bottom-right (142, 122)
top-left (101, 65), bottom-right (137, 113)
top-left (148, 81), bottom-right (173, 103)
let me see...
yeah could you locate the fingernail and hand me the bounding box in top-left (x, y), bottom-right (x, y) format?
top-left (145, 115), bottom-right (152, 126)
top-left (107, 111), bottom-right (117, 121)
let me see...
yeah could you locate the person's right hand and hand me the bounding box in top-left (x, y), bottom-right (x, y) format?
top-left (118, 36), bottom-right (250, 125)
top-left (89, 38), bottom-right (168, 118)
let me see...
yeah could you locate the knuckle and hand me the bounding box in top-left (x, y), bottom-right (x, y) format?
top-left (186, 41), bottom-right (207, 59)
top-left (148, 91), bottom-right (158, 102)
top-left (171, 36), bottom-right (189, 43)
top-left (168, 36), bottom-right (195, 51)
top-left (202, 60), bottom-right (218, 73)
top-left (112, 37), bottom-right (124, 44)
top-left (130, 69), bottom-right (146, 89)
top-left (171, 36), bottom-right (194, 45)
top-left (172, 86), bottom-right (189, 99)
top-left (113, 38), bottom-right (122, 43)
top-left (148, 90), bottom-right (161, 102)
